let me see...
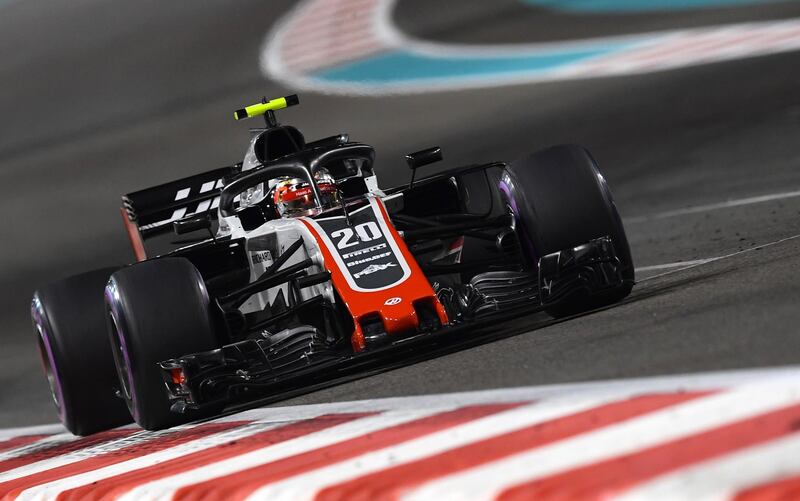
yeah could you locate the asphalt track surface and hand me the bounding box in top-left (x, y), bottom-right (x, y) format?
top-left (1, 0), bottom-right (800, 427)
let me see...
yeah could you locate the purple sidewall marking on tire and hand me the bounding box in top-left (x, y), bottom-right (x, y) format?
top-left (31, 296), bottom-right (67, 424)
top-left (105, 281), bottom-right (140, 422)
top-left (498, 178), bottom-right (538, 262)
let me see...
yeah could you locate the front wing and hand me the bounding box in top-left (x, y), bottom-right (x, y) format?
top-left (160, 236), bottom-right (627, 415)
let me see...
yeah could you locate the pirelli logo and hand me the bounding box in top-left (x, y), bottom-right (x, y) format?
top-left (342, 243), bottom-right (387, 260)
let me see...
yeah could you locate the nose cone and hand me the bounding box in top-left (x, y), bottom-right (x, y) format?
top-left (378, 296), bottom-right (420, 334)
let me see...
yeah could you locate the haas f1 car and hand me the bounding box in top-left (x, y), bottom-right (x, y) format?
top-left (32, 95), bottom-right (634, 435)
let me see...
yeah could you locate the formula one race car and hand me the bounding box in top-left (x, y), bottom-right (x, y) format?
top-left (32, 95), bottom-right (634, 435)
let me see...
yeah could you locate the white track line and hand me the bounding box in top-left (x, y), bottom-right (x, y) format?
top-left (1, 368), bottom-right (799, 500)
top-left (3, 366), bottom-right (799, 441)
top-left (616, 433), bottom-right (800, 501)
top-left (401, 385), bottom-right (800, 501)
top-left (635, 259), bottom-right (714, 273)
top-left (243, 395), bottom-right (629, 501)
top-left (0, 425), bottom-right (164, 483)
top-left (630, 188), bottom-right (800, 278)
top-left (118, 408), bottom-right (452, 501)
top-left (14, 421), bottom-right (293, 501)
top-left (0, 424), bottom-right (65, 442)
top-left (626, 189), bottom-right (800, 224)
top-left (264, 0), bottom-right (800, 94)
top-left (0, 433), bottom-right (77, 463)
top-left (637, 232), bottom-right (800, 282)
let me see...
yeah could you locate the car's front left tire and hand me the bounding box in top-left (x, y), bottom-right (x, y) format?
top-left (500, 144), bottom-right (634, 317)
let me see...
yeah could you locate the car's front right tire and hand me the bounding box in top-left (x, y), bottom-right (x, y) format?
top-left (105, 257), bottom-right (220, 431)
top-left (32, 268), bottom-right (133, 435)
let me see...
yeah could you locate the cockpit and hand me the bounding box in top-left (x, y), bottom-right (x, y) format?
top-left (220, 122), bottom-right (380, 230)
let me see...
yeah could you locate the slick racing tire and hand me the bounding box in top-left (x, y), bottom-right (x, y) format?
top-left (31, 268), bottom-right (133, 436)
top-left (105, 258), bottom-right (219, 431)
top-left (500, 144), bottom-right (634, 317)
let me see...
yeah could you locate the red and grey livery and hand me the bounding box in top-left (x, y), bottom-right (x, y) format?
top-left (31, 95), bottom-right (634, 435)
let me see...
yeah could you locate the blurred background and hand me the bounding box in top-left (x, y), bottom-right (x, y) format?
top-left (2, 0), bottom-right (800, 427)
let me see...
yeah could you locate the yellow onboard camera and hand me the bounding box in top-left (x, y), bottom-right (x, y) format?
top-left (233, 94), bottom-right (299, 121)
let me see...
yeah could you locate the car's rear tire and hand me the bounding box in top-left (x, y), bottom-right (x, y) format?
top-left (500, 144), bottom-right (634, 317)
top-left (105, 258), bottom-right (219, 431)
top-left (31, 268), bottom-right (133, 435)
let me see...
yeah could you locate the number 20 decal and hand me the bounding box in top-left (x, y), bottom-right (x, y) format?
top-left (331, 222), bottom-right (382, 249)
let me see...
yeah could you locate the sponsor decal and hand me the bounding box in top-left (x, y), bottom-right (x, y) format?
top-left (354, 262), bottom-right (397, 279)
top-left (251, 250), bottom-right (272, 265)
top-left (311, 200), bottom-right (410, 291)
top-left (347, 251), bottom-right (392, 267)
top-left (342, 243), bottom-right (387, 259)
top-left (384, 296), bottom-right (402, 306)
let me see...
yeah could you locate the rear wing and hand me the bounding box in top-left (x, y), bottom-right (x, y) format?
top-left (121, 165), bottom-right (239, 260)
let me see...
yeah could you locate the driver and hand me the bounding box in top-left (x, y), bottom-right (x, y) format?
top-left (271, 167), bottom-right (340, 218)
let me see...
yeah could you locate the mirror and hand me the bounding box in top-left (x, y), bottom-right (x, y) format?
top-left (405, 146), bottom-right (443, 170)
